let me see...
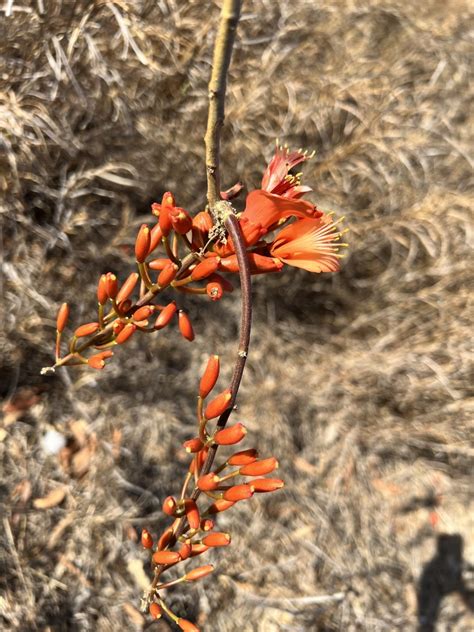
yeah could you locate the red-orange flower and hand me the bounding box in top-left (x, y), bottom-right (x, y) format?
top-left (270, 215), bottom-right (345, 273)
top-left (261, 144), bottom-right (313, 198)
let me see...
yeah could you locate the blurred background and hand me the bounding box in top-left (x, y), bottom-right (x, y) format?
top-left (0, 1), bottom-right (473, 630)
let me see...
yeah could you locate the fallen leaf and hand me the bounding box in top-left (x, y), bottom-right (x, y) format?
top-left (33, 486), bottom-right (67, 509)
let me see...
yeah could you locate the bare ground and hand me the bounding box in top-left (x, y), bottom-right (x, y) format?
top-left (0, 1), bottom-right (473, 631)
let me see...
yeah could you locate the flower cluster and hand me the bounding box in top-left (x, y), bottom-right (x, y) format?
top-left (46, 145), bottom-right (346, 373)
top-left (140, 355), bottom-right (283, 629)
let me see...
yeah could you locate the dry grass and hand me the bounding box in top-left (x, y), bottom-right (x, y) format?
top-left (1, 1), bottom-right (473, 630)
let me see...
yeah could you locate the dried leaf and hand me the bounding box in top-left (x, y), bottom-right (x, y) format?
top-left (33, 486), bottom-right (67, 509)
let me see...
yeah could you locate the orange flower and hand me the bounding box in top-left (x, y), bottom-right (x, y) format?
top-left (270, 215), bottom-right (345, 273)
top-left (261, 144), bottom-right (313, 199)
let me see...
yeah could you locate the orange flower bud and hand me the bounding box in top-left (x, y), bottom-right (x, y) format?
top-left (116, 272), bottom-right (139, 304)
top-left (135, 224), bottom-right (151, 263)
top-left (157, 526), bottom-right (174, 551)
top-left (149, 258), bottom-right (172, 271)
top-left (223, 484), bottom-right (254, 502)
top-left (87, 351), bottom-right (114, 370)
top-left (178, 618), bottom-right (199, 632)
top-left (206, 281), bottom-right (223, 301)
top-left (178, 310), bottom-right (194, 342)
top-left (158, 262), bottom-right (178, 288)
top-left (240, 457), bottom-right (278, 477)
top-left (200, 519), bottom-right (214, 532)
top-left (141, 528), bottom-right (153, 549)
top-left (97, 275), bottom-right (108, 305)
top-left (158, 192), bottom-right (175, 236)
top-left (189, 447), bottom-right (209, 475)
top-left (56, 303), bottom-right (70, 332)
top-left (179, 541), bottom-right (192, 560)
top-left (115, 323), bottom-right (136, 344)
top-left (202, 532), bottom-right (231, 548)
top-left (204, 389), bottom-right (231, 420)
top-left (251, 478), bottom-right (285, 493)
top-left (151, 202), bottom-right (160, 217)
top-left (191, 211), bottom-right (213, 249)
top-left (113, 320), bottom-right (125, 336)
top-left (148, 223), bottom-right (163, 254)
top-left (117, 299), bottom-right (132, 315)
top-left (184, 499), bottom-right (200, 530)
top-left (185, 565), bottom-right (214, 581)
top-left (199, 355), bottom-right (220, 399)
top-left (191, 257), bottom-right (220, 281)
top-left (170, 207), bottom-right (193, 234)
top-left (132, 305), bottom-right (154, 321)
top-left (214, 422), bottom-right (246, 446)
top-left (207, 499), bottom-right (235, 514)
top-left (75, 322), bottom-right (99, 338)
top-left (227, 449), bottom-right (258, 466)
top-left (190, 543), bottom-right (209, 557)
top-left (152, 550), bottom-right (181, 565)
top-left (208, 272), bottom-right (234, 293)
top-left (105, 273), bottom-right (118, 299)
top-left (155, 301), bottom-right (177, 330)
top-left (220, 253), bottom-right (283, 275)
top-left (162, 496), bottom-right (177, 516)
top-left (183, 437), bottom-right (204, 453)
top-left (197, 473), bottom-right (220, 492)
top-left (149, 602), bottom-right (162, 620)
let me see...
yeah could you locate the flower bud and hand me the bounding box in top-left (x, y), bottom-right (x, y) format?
top-left (223, 484), bottom-right (254, 502)
top-left (117, 299), bottom-right (132, 315)
top-left (56, 303), bottom-right (70, 332)
top-left (75, 322), bottom-right (99, 338)
top-left (227, 449), bottom-right (258, 466)
top-left (220, 253), bottom-right (283, 275)
top-left (178, 310), bottom-right (194, 342)
top-left (191, 257), bottom-right (220, 281)
top-left (148, 223), bottom-right (163, 254)
top-left (179, 541), bottom-right (192, 560)
top-left (87, 351), bottom-right (113, 370)
top-left (197, 473), bottom-right (220, 492)
top-left (214, 423), bottom-right (247, 446)
top-left (199, 355), bottom-right (220, 399)
top-left (141, 528), bottom-right (153, 549)
top-left (208, 272), bottom-right (234, 293)
top-left (115, 323), bottom-right (136, 344)
top-left (184, 499), bottom-right (200, 530)
top-left (251, 478), bottom-right (285, 493)
top-left (189, 447), bottom-right (209, 475)
top-left (200, 519), bottom-right (214, 532)
top-left (202, 532), bottom-right (231, 547)
top-left (185, 565), bottom-right (214, 582)
top-left (149, 258), bottom-right (172, 271)
top-left (204, 389), bottom-right (231, 420)
top-left (207, 499), bottom-right (235, 514)
top-left (190, 543), bottom-right (209, 557)
top-left (157, 526), bottom-right (174, 550)
top-left (158, 192), bottom-right (175, 236)
top-left (170, 207), bottom-right (193, 234)
top-left (240, 457), bottom-right (278, 477)
top-left (113, 320), bottom-right (125, 336)
top-left (135, 224), bottom-right (151, 263)
top-left (206, 281), bottom-right (223, 301)
top-left (152, 550), bottom-right (181, 565)
top-left (132, 305), bottom-right (154, 321)
top-left (178, 619), bottom-right (199, 632)
top-left (97, 275), bottom-right (108, 305)
top-left (162, 496), bottom-right (177, 516)
top-left (183, 437), bottom-right (204, 453)
top-left (149, 602), bottom-right (162, 620)
top-left (158, 262), bottom-right (178, 288)
top-left (116, 273), bottom-right (139, 304)
top-left (191, 211), bottom-right (213, 249)
top-left (105, 273), bottom-right (118, 299)
top-left (155, 301), bottom-right (177, 330)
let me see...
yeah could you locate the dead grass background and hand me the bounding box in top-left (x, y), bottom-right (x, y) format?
top-left (0, 0), bottom-right (473, 630)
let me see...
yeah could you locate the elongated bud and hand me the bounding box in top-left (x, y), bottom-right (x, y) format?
top-left (97, 275), bottom-right (108, 305)
top-left (207, 499), bottom-right (235, 514)
top-left (178, 619), bottom-right (199, 632)
top-left (240, 457), bottom-right (278, 477)
top-left (158, 192), bottom-right (175, 236)
top-left (149, 603), bottom-right (162, 620)
top-left (151, 202), bottom-right (160, 217)
top-left (170, 207), bottom-right (193, 234)
top-left (190, 543), bottom-right (209, 557)
top-left (155, 301), bottom-right (177, 330)
top-left (184, 499), bottom-right (200, 530)
top-left (189, 447), bottom-right (209, 475)
top-left (116, 272), bottom-right (139, 304)
top-left (183, 437), bottom-right (204, 453)
top-left (87, 351), bottom-right (113, 370)
top-left (132, 305), bottom-right (154, 321)
top-left (200, 518), bottom-right (214, 532)
top-left (178, 310), bottom-right (194, 342)
top-left (162, 496), bottom-right (177, 516)
top-left (197, 473), bottom-right (220, 492)
top-left (208, 272), bottom-right (234, 293)
top-left (141, 528), bottom-right (153, 549)
top-left (75, 322), bottom-right (99, 338)
top-left (179, 541), bottom-right (192, 560)
top-left (227, 449), bottom-right (258, 466)
top-left (204, 389), bottom-right (231, 420)
top-left (185, 565), bottom-right (214, 582)
top-left (149, 258), bottom-right (172, 271)
top-left (191, 257), bottom-right (220, 281)
top-left (206, 282), bottom-right (223, 301)
top-left (191, 211), bottom-right (213, 249)
top-left (56, 303), bottom-right (70, 332)
top-left (214, 423), bottom-right (247, 446)
top-left (251, 478), bottom-right (285, 493)
top-left (135, 224), bottom-right (151, 263)
top-left (157, 526), bottom-right (175, 550)
top-left (117, 299), bottom-right (132, 315)
top-left (113, 320), bottom-right (125, 336)
top-left (105, 272), bottom-right (118, 299)
top-left (152, 550), bottom-right (181, 565)
top-left (199, 355), bottom-right (220, 399)
top-left (148, 223), bottom-right (163, 254)
top-left (115, 323), bottom-right (136, 344)
top-left (202, 532), bottom-right (231, 548)
top-left (220, 253), bottom-right (283, 275)
top-left (158, 262), bottom-right (178, 288)
top-left (223, 484), bottom-right (254, 502)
